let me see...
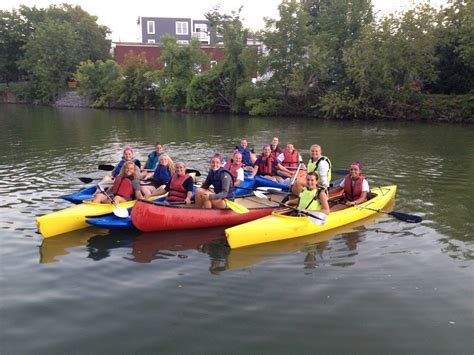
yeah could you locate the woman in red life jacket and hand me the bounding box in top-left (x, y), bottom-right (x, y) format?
top-left (331, 161), bottom-right (370, 211)
top-left (270, 137), bottom-right (282, 159)
top-left (97, 146), bottom-right (141, 190)
top-left (93, 161), bottom-right (143, 204)
top-left (249, 144), bottom-right (293, 183)
top-left (224, 151), bottom-right (245, 186)
top-left (276, 143), bottom-right (302, 178)
top-left (149, 161), bottom-right (194, 204)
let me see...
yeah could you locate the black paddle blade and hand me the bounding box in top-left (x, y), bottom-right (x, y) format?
top-left (389, 211), bottom-right (422, 223)
top-left (186, 168), bottom-right (201, 177)
top-left (98, 164), bottom-right (115, 171)
top-left (333, 169), bottom-right (350, 175)
top-left (78, 177), bottom-right (94, 184)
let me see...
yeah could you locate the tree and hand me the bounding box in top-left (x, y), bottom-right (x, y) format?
top-left (75, 59), bottom-right (121, 107)
top-left (158, 35), bottom-right (209, 111)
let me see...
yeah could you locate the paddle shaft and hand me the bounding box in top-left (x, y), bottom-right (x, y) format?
top-left (356, 205), bottom-right (422, 223)
top-left (268, 197), bottom-right (325, 221)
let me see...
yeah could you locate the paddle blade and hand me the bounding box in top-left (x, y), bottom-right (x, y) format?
top-left (225, 199), bottom-right (249, 214)
top-left (253, 190), bottom-right (268, 199)
top-left (333, 169), bottom-right (350, 175)
top-left (113, 207), bottom-right (129, 218)
top-left (389, 211), bottom-right (422, 223)
top-left (186, 168), bottom-right (201, 177)
top-left (306, 211), bottom-right (327, 226)
top-left (98, 164), bottom-right (115, 171)
top-left (78, 177), bottom-right (94, 184)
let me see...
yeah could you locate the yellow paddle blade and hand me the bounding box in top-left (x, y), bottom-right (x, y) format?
top-left (225, 199), bottom-right (249, 214)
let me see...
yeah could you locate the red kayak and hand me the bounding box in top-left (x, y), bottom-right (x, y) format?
top-left (131, 194), bottom-right (285, 233)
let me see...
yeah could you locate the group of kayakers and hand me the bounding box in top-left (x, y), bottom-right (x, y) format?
top-left (92, 138), bottom-right (370, 216)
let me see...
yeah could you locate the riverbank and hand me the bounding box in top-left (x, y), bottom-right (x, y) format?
top-left (1, 84), bottom-right (472, 123)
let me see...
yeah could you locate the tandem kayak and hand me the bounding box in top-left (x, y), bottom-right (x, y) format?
top-left (36, 195), bottom-right (165, 238)
top-left (131, 193), bottom-right (287, 233)
top-left (225, 185), bottom-right (397, 249)
top-left (62, 185), bottom-right (97, 204)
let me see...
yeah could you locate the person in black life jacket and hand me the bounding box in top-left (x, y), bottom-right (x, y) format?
top-left (93, 161), bottom-right (143, 204)
top-left (331, 161), bottom-right (370, 211)
top-left (249, 144), bottom-right (293, 183)
top-left (287, 172), bottom-right (330, 214)
top-left (148, 162), bottom-right (194, 204)
top-left (141, 154), bottom-right (174, 198)
top-left (195, 154), bottom-right (234, 209)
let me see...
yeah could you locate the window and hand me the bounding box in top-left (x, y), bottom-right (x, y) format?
top-left (147, 20), bottom-right (155, 34)
top-left (194, 24), bottom-right (207, 33)
top-left (177, 40), bottom-right (189, 45)
top-left (175, 21), bottom-right (189, 35)
top-left (147, 39), bottom-right (156, 44)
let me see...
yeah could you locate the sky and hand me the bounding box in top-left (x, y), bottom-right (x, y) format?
top-left (2, 0), bottom-right (449, 42)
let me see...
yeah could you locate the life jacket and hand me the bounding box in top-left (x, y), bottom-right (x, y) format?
top-left (109, 176), bottom-right (134, 198)
top-left (224, 161), bottom-right (243, 180)
top-left (257, 155), bottom-right (276, 176)
top-left (208, 167), bottom-right (234, 199)
top-left (271, 145), bottom-right (282, 159)
top-left (297, 187), bottom-right (325, 210)
top-left (145, 151), bottom-right (162, 170)
top-left (281, 149), bottom-right (299, 168)
top-left (113, 159), bottom-right (140, 178)
top-left (153, 164), bottom-right (171, 183)
top-left (237, 145), bottom-right (252, 166)
top-left (343, 175), bottom-right (366, 202)
top-left (167, 173), bottom-right (191, 202)
top-left (307, 156), bottom-right (332, 187)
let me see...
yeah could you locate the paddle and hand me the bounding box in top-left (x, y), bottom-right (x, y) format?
top-left (98, 164), bottom-right (115, 171)
top-left (333, 169), bottom-right (350, 175)
top-left (355, 205), bottom-right (422, 223)
top-left (253, 190), bottom-right (326, 225)
top-left (96, 184), bottom-right (129, 218)
top-left (78, 176), bottom-right (153, 185)
top-left (225, 199), bottom-right (249, 214)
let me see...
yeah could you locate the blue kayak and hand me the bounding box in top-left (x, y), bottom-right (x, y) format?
top-left (86, 214), bottom-right (133, 229)
top-left (254, 175), bottom-right (289, 190)
top-left (62, 185), bottom-right (97, 204)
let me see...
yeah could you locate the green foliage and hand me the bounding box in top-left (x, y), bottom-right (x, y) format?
top-left (112, 53), bottom-right (158, 109)
top-left (75, 60), bottom-right (121, 107)
top-left (319, 90), bottom-right (381, 119)
top-left (158, 35), bottom-right (209, 111)
top-left (245, 98), bottom-right (284, 116)
top-left (186, 71), bottom-right (220, 112)
top-left (0, 10), bottom-right (29, 83)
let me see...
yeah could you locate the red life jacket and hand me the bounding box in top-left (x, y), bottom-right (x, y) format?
top-left (271, 145), bottom-right (282, 159)
top-left (281, 149), bottom-right (299, 168)
top-left (109, 176), bottom-right (134, 198)
top-left (258, 155), bottom-right (276, 175)
top-left (343, 175), bottom-right (366, 202)
top-left (224, 161), bottom-right (243, 180)
top-left (167, 173), bottom-right (191, 202)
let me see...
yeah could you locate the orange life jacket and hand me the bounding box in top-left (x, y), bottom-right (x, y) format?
top-left (109, 176), bottom-right (134, 198)
top-left (167, 173), bottom-right (191, 202)
top-left (343, 175), bottom-right (366, 202)
top-left (281, 149), bottom-right (299, 168)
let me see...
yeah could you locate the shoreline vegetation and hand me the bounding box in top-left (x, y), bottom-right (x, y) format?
top-left (0, 2), bottom-right (473, 123)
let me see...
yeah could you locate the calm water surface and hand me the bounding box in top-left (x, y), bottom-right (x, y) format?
top-left (1, 104), bottom-right (473, 354)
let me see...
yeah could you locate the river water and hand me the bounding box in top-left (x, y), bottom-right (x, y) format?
top-left (1, 104), bottom-right (473, 354)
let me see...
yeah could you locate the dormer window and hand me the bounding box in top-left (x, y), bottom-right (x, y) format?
top-left (176, 21), bottom-right (189, 35)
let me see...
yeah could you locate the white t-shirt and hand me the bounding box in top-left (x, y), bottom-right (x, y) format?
top-left (317, 159), bottom-right (330, 187)
top-left (339, 178), bottom-right (370, 192)
top-left (277, 152), bottom-right (303, 164)
top-left (236, 167), bottom-right (245, 182)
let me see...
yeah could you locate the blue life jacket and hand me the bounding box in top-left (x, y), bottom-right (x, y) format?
top-left (208, 167), bottom-right (234, 199)
top-left (153, 164), bottom-right (171, 183)
top-left (113, 159), bottom-right (140, 178)
top-left (145, 151), bottom-right (162, 170)
top-left (237, 145), bottom-right (253, 166)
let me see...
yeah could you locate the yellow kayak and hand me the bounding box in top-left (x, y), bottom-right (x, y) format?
top-left (225, 185), bottom-right (397, 249)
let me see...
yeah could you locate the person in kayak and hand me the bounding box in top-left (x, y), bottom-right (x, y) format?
top-left (93, 161), bottom-right (143, 203)
top-left (236, 138), bottom-right (256, 169)
top-left (270, 136), bottom-right (282, 159)
top-left (249, 144), bottom-right (293, 183)
top-left (223, 151), bottom-right (245, 187)
top-left (287, 172), bottom-right (330, 215)
top-left (195, 154), bottom-right (234, 209)
top-left (331, 161), bottom-right (370, 211)
top-left (142, 142), bottom-right (164, 171)
top-left (147, 162), bottom-right (194, 204)
top-left (141, 154), bottom-right (174, 197)
top-left (276, 143), bottom-right (302, 178)
top-left (292, 144), bottom-right (332, 194)
top-left (97, 146), bottom-right (141, 189)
